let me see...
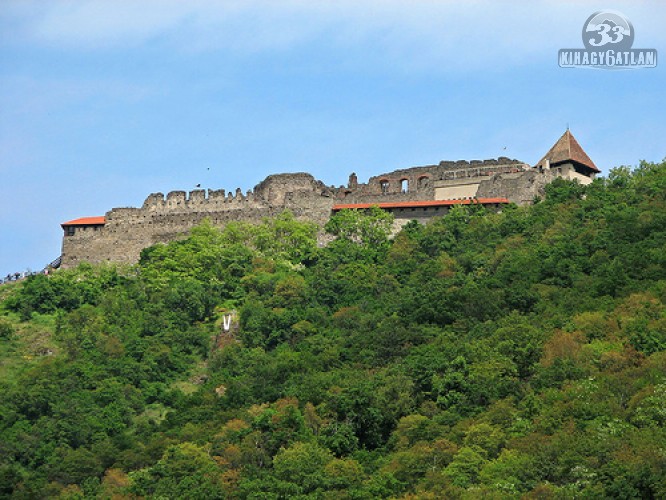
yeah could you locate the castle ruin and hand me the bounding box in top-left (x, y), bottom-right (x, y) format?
top-left (60, 130), bottom-right (599, 268)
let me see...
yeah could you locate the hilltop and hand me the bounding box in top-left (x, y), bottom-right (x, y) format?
top-left (0, 160), bottom-right (665, 498)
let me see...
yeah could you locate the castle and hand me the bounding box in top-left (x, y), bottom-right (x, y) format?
top-left (59, 130), bottom-right (599, 268)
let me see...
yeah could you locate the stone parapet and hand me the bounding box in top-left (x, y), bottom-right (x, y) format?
top-left (59, 149), bottom-right (595, 268)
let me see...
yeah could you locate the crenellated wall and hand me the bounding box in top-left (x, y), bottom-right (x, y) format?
top-left (342, 158), bottom-right (528, 204)
top-left (60, 158), bottom-right (591, 268)
top-left (61, 173), bottom-right (341, 267)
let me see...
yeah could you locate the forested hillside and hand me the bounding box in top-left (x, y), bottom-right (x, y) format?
top-left (1, 161), bottom-right (665, 499)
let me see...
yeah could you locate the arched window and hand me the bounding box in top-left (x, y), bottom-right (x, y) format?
top-left (380, 180), bottom-right (389, 194)
top-left (400, 179), bottom-right (409, 193)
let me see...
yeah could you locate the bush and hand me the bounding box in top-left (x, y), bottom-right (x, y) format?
top-left (0, 318), bottom-right (14, 339)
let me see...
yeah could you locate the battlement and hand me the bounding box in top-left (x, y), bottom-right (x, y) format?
top-left (141, 187), bottom-right (261, 212)
top-left (340, 158), bottom-right (528, 204)
top-left (139, 172), bottom-right (335, 213)
top-left (58, 131), bottom-right (599, 269)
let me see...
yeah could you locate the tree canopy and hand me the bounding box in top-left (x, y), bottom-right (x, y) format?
top-left (1, 160), bottom-right (665, 498)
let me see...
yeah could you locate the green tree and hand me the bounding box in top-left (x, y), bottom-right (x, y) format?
top-left (442, 446), bottom-right (487, 488)
top-left (130, 443), bottom-right (224, 499)
top-left (254, 210), bottom-right (318, 264)
top-left (325, 206), bottom-right (394, 260)
top-left (272, 442), bottom-right (333, 495)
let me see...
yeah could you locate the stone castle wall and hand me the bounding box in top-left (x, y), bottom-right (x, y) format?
top-left (61, 173), bottom-right (339, 267)
top-left (342, 157), bottom-right (527, 204)
top-left (476, 164), bottom-right (583, 204)
top-left (60, 160), bottom-right (576, 268)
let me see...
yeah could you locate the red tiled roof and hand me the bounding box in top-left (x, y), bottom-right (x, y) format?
top-left (61, 216), bottom-right (106, 227)
top-left (536, 130), bottom-right (600, 173)
top-left (332, 198), bottom-right (510, 210)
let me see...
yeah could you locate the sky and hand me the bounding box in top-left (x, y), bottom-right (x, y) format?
top-left (1, 0), bottom-right (665, 277)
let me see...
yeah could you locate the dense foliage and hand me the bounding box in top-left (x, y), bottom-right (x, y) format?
top-left (1, 161), bottom-right (665, 499)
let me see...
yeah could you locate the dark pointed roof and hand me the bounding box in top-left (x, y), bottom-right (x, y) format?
top-left (536, 130), bottom-right (600, 173)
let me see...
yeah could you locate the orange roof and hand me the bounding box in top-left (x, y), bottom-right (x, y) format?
top-left (61, 216), bottom-right (106, 227)
top-left (333, 198), bottom-right (510, 210)
top-left (536, 130), bottom-right (600, 173)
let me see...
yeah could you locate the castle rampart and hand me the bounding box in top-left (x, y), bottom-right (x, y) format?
top-left (59, 131), bottom-right (600, 269)
top-left (61, 173), bottom-right (341, 267)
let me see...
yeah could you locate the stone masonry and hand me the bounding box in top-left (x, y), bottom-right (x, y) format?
top-left (60, 131), bottom-right (599, 268)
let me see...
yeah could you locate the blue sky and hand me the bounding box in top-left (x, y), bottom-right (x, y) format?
top-left (1, 0), bottom-right (664, 277)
